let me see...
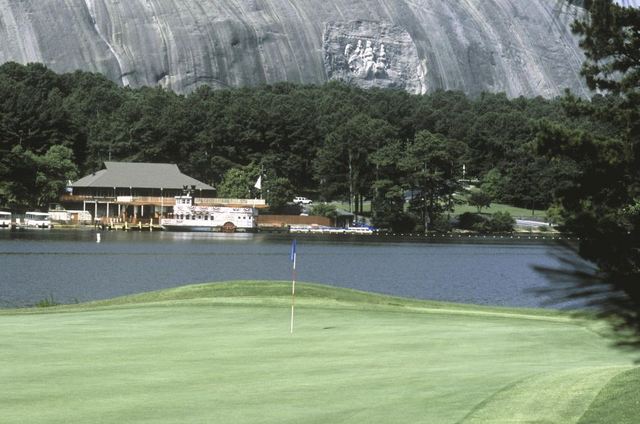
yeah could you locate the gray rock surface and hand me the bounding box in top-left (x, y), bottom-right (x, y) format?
top-left (0, 0), bottom-right (590, 97)
top-left (324, 21), bottom-right (427, 94)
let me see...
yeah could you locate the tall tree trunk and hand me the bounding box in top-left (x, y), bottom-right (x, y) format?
top-left (348, 150), bottom-right (353, 215)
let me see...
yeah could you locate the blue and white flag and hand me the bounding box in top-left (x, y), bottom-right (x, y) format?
top-left (290, 239), bottom-right (297, 267)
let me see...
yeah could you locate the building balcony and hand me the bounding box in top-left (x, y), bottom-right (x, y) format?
top-left (60, 195), bottom-right (267, 208)
top-left (196, 198), bottom-right (267, 208)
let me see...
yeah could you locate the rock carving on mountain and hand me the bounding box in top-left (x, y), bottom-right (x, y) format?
top-left (0, 0), bottom-right (590, 97)
top-left (345, 39), bottom-right (387, 79)
top-left (323, 21), bottom-right (427, 93)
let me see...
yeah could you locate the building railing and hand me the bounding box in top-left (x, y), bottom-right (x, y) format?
top-left (60, 195), bottom-right (267, 208)
top-left (60, 195), bottom-right (116, 202)
top-left (60, 195), bottom-right (175, 205)
top-left (196, 198), bottom-right (267, 207)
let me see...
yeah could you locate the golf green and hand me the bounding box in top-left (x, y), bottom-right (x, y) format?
top-left (1, 281), bottom-right (637, 423)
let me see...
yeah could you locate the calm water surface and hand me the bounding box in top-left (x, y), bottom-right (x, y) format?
top-left (0, 229), bottom-right (594, 308)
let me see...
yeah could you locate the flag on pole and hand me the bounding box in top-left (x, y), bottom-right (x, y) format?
top-left (254, 175), bottom-right (262, 190)
top-left (290, 239), bottom-right (297, 334)
top-left (290, 239), bottom-right (297, 269)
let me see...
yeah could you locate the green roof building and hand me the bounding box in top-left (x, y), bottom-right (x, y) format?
top-left (71, 162), bottom-right (214, 193)
top-left (61, 162), bottom-right (216, 223)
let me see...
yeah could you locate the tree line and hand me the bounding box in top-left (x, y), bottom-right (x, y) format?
top-left (0, 62), bottom-right (619, 229)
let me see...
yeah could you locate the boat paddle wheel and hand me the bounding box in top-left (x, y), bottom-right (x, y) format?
top-left (222, 222), bottom-right (236, 233)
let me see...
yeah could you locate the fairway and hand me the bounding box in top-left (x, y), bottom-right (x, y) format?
top-left (1, 281), bottom-right (637, 423)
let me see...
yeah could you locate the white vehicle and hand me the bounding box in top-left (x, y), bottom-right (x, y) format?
top-left (25, 212), bottom-right (52, 229)
top-left (0, 211), bottom-right (11, 228)
top-left (293, 196), bottom-right (312, 205)
top-left (48, 209), bottom-right (70, 223)
top-left (161, 193), bottom-right (257, 232)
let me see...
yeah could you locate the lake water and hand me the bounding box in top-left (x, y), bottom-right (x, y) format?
top-left (0, 229), bottom-right (595, 308)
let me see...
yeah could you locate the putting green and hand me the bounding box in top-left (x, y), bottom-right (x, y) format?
top-left (0, 281), bottom-right (636, 423)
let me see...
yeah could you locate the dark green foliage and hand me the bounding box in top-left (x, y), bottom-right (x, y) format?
top-left (429, 214), bottom-right (453, 233)
top-left (369, 141), bottom-right (406, 230)
top-left (457, 212), bottom-right (487, 231)
top-left (457, 211), bottom-right (514, 233)
top-left (538, 118), bottom-right (638, 285)
top-left (379, 210), bottom-right (417, 234)
top-left (467, 189), bottom-right (492, 213)
top-left (486, 211), bottom-right (515, 233)
top-left (0, 61), bottom-right (623, 234)
top-left (309, 203), bottom-right (339, 220)
top-left (216, 165), bottom-right (259, 199)
top-left (539, 1), bottom-right (640, 283)
top-left (400, 131), bottom-right (466, 233)
top-left (314, 113), bottom-right (397, 218)
top-left (370, 178), bottom-right (407, 232)
top-left (536, 0), bottom-right (640, 351)
top-left (0, 63), bottom-right (80, 210)
top-left (263, 176), bottom-right (295, 213)
top-left (572, 0), bottom-right (640, 96)
top-left (0, 61), bottom-right (577, 214)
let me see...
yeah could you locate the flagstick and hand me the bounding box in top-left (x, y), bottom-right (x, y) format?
top-left (290, 251), bottom-right (297, 334)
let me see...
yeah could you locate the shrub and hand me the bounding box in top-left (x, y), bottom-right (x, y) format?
top-left (309, 203), bottom-right (338, 219)
top-left (467, 190), bottom-right (493, 213)
top-left (458, 211), bottom-right (514, 233)
top-left (390, 213), bottom-right (418, 233)
top-left (457, 212), bottom-right (487, 230)
top-left (488, 211), bottom-right (515, 232)
top-left (430, 214), bottom-right (453, 233)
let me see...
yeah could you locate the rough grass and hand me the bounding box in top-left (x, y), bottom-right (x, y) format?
top-left (577, 367), bottom-right (640, 424)
top-left (0, 281), bottom-right (637, 423)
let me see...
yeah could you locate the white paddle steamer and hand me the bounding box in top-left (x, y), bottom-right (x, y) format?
top-left (161, 192), bottom-right (257, 232)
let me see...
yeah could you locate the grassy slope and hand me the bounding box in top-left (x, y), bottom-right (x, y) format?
top-left (331, 200), bottom-right (545, 219)
top-left (0, 281), bottom-right (636, 423)
top-left (454, 203), bottom-right (544, 218)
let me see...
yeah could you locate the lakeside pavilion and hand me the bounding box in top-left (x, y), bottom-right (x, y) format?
top-left (61, 162), bottom-right (265, 223)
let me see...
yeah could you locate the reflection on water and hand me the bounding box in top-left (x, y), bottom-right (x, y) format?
top-left (0, 229), bottom-right (592, 308)
top-left (153, 231), bottom-right (256, 242)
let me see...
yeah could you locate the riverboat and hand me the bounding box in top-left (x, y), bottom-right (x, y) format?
top-left (24, 212), bottom-right (52, 229)
top-left (0, 211), bottom-right (11, 228)
top-left (161, 194), bottom-right (257, 232)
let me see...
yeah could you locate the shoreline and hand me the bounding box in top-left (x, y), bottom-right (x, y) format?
top-left (4, 221), bottom-right (574, 240)
top-left (0, 225), bottom-right (579, 246)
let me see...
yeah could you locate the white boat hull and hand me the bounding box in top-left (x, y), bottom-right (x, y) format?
top-left (161, 200), bottom-right (257, 233)
top-left (161, 224), bottom-right (256, 233)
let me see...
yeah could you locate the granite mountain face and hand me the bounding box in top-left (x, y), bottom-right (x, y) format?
top-left (0, 0), bottom-right (590, 97)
